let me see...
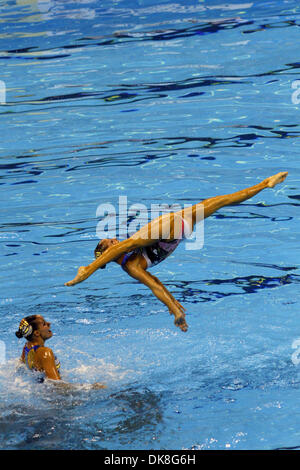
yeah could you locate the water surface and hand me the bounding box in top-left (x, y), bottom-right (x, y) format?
top-left (1, 0), bottom-right (300, 450)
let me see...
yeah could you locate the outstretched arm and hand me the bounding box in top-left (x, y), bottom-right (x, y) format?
top-left (126, 266), bottom-right (188, 332)
top-left (64, 226), bottom-right (161, 287)
top-left (38, 348), bottom-right (106, 389)
top-left (65, 207), bottom-right (190, 287)
top-left (65, 237), bottom-right (143, 286)
top-left (65, 211), bottom-right (184, 287)
top-left (148, 272), bottom-right (186, 317)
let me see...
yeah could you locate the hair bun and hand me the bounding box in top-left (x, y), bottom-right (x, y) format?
top-left (16, 318), bottom-right (33, 339)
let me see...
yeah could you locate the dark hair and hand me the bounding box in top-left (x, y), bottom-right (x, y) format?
top-left (15, 315), bottom-right (40, 341)
top-left (94, 240), bottom-right (107, 269)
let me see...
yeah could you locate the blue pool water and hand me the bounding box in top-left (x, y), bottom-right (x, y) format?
top-left (1, 0), bottom-right (300, 450)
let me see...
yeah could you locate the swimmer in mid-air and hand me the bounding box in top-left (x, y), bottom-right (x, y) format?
top-left (65, 172), bottom-right (288, 332)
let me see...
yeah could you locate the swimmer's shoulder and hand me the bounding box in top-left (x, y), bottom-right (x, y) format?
top-left (35, 346), bottom-right (56, 366)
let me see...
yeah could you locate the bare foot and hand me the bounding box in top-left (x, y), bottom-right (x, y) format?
top-left (266, 171), bottom-right (288, 188)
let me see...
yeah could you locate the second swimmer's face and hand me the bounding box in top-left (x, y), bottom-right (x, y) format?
top-left (35, 315), bottom-right (53, 341)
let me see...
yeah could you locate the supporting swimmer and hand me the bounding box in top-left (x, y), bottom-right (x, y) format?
top-left (16, 315), bottom-right (61, 381)
top-left (16, 315), bottom-right (106, 389)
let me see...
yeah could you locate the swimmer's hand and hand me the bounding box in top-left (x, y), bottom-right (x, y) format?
top-left (169, 301), bottom-right (188, 332)
top-left (90, 382), bottom-right (106, 390)
top-left (65, 266), bottom-right (90, 286)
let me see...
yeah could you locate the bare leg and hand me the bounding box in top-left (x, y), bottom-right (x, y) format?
top-left (181, 172), bottom-right (288, 227)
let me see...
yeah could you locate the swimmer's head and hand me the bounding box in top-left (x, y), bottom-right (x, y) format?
top-left (94, 238), bottom-right (119, 268)
top-left (15, 315), bottom-right (53, 342)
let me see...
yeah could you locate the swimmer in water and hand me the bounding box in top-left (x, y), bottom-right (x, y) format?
top-left (16, 315), bottom-right (105, 388)
top-left (16, 315), bottom-right (61, 381)
top-left (65, 172), bottom-right (288, 332)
